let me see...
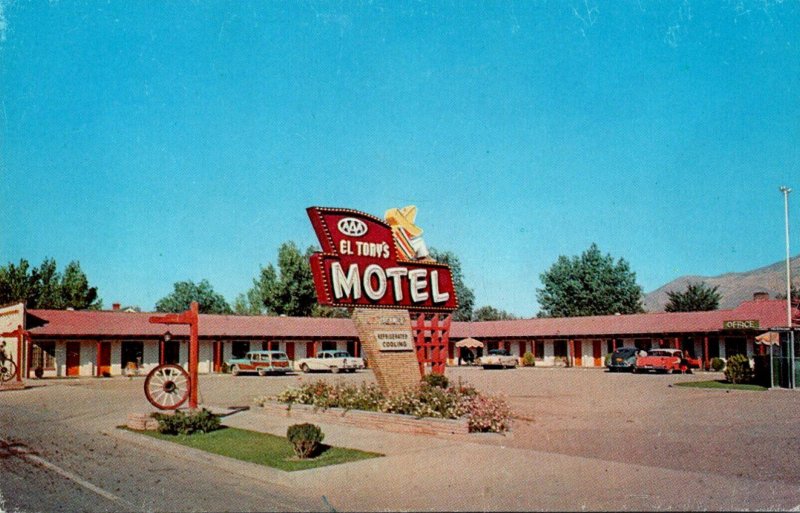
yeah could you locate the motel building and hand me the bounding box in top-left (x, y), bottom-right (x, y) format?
top-left (1, 293), bottom-right (796, 379)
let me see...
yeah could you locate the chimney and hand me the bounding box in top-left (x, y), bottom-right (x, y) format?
top-left (753, 292), bottom-right (769, 301)
top-left (112, 303), bottom-right (121, 311)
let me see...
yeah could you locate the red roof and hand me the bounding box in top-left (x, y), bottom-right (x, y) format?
top-left (26, 299), bottom-right (795, 340)
top-left (450, 299), bottom-right (797, 339)
top-left (26, 309), bottom-right (358, 339)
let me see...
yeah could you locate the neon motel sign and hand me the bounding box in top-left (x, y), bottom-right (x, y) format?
top-left (307, 207), bottom-right (458, 312)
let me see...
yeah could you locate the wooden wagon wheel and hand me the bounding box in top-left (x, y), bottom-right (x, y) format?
top-left (0, 359), bottom-right (17, 383)
top-left (144, 364), bottom-right (191, 410)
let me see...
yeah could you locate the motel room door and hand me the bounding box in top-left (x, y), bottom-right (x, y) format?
top-left (97, 342), bottom-right (111, 377)
top-left (66, 342), bottom-right (81, 376)
top-left (573, 341), bottom-right (582, 367)
top-left (593, 340), bottom-right (602, 366)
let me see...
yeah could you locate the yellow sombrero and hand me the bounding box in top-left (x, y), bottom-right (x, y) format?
top-left (385, 205), bottom-right (423, 237)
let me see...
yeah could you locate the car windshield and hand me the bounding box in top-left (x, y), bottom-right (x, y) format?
top-left (614, 348), bottom-right (636, 355)
top-left (272, 353), bottom-right (287, 360)
top-left (489, 349), bottom-right (508, 355)
top-left (333, 352), bottom-right (350, 358)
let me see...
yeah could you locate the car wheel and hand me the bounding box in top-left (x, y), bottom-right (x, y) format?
top-left (257, 368), bottom-right (267, 377)
top-left (231, 365), bottom-right (240, 376)
top-left (300, 363), bottom-right (310, 373)
top-left (330, 366), bottom-right (340, 374)
top-left (631, 367), bottom-right (638, 374)
top-left (347, 368), bottom-right (356, 373)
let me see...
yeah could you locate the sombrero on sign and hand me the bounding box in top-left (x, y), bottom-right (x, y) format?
top-left (385, 206), bottom-right (423, 238)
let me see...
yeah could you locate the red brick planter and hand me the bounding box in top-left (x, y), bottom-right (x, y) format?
top-left (258, 400), bottom-right (469, 436)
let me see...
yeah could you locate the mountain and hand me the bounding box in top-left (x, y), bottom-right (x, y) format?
top-left (643, 255), bottom-right (800, 312)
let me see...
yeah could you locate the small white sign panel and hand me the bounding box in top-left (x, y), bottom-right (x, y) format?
top-left (375, 330), bottom-right (414, 351)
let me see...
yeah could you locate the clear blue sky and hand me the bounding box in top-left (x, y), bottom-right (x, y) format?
top-left (1, 1), bottom-right (798, 316)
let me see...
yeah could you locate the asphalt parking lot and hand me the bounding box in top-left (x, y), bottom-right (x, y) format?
top-left (3, 366), bottom-right (800, 511)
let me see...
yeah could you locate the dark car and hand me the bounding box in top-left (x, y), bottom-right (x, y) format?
top-left (607, 347), bottom-right (639, 372)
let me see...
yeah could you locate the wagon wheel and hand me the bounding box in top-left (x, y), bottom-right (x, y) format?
top-left (144, 364), bottom-right (190, 410)
top-left (0, 359), bottom-right (17, 383)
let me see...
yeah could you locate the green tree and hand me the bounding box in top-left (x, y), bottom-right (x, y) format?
top-left (155, 279), bottom-right (232, 314)
top-left (0, 259), bottom-right (40, 306)
top-left (536, 243), bottom-right (644, 318)
top-left (664, 282), bottom-right (721, 312)
top-left (0, 258), bottom-right (101, 309)
top-left (472, 305), bottom-right (518, 321)
top-left (428, 248), bottom-right (474, 321)
top-left (237, 242), bottom-right (351, 318)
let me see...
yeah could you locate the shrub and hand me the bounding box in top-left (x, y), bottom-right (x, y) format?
top-left (220, 362), bottom-right (229, 374)
top-left (464, 394), bottom-right (512, 433)
top-left (603, 353), bottom-right (612, 367)
top-left (153, 408), bottom-right (221, 435)
top-left (422, 373), bottom-right (449, 389)
top-left (724, 354), bottom-right (753, 384)
top-left (522, 352), bottom-right (535, 367)
top-left (710, 357), bottom-right (725, 372)
top-left (286, 423), bottom-right (324, 459)
top-left (270, 378), bottom-right (512, 433)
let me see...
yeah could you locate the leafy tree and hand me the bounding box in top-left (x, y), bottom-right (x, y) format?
top-left (0, 258), bottom-right (101, 309)
top-left (237, 242), bottom-right (321, 317)
top-left (472, 305), bottom-right (518, 321)
top-left (536, 243), bottom-right (644, 318)
top-left (428, 248), bottom-right (474, 321)
top-left (155, 279), bottom-right (232, 314)
top-left (664, 282), bottom-right (721, 312)
top-left (59, 261), bottom-right (101, 309)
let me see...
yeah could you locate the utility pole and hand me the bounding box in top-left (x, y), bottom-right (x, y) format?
top-left (780, 186), bottom-right (794, 389)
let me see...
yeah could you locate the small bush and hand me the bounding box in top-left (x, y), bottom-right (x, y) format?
top-left (154, 408), bottom-right (221, 435)
top-left (724, 354), bottom-right (753, 384)
top-left (522, 352), bottom-right (535, 367)
top-left (465, 394), bottom-right (512, 433)
top-left (710, 357), bottom-right (725, 372)
top-left (603, 353), bottom-right (612, 367)
top-left (220, 362), bottom-right (229, 374)
top-left (286, 423), bottom-right (324, 459)
top-left (422, 373), bottom-right (449, 389)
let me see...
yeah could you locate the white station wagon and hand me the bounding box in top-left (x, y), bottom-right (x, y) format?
top-left (295, 350), bottom-right (365, 374)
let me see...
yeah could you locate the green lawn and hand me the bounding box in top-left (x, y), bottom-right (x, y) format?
top-left (129, 426), bottom-right (382, 471)
top-left (675, 380), bottom-right (768, 392)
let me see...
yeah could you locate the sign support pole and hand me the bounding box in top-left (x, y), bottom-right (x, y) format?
top-left (149, 302), bottom-right (200, 409)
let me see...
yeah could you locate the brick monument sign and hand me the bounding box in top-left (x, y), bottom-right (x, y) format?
top-left (307, 206), bottom-right (458, 395)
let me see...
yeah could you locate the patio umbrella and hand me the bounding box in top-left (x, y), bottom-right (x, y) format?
top-left (455, 337), bottom-right (484, 349)
top-left (755, 331), bottom-right (781, 345)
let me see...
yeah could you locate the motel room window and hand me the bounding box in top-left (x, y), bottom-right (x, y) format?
top-left (534, 341), bottom-right (544, 359)
top-left (725, 337), bottom-right (747, 358)
top-left (121, 341), bottom-right (144, 369)
top-left (31, 341), bottom-right (56, 370)
top-left (232, 341), bottom-right (250, 359)
top-left (707, 336), bottom-right (720, 359)
top-left (321, 341), bottom-right (337, 352)
top-left (553, 340), bottom-right (568, 358)
top-left (634, 339), bottom-right (652, 351)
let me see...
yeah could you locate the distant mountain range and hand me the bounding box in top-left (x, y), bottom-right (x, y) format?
top-left (643, 255), bottom-right (800, 312)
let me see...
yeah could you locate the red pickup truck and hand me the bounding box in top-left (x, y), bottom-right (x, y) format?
top-left (634, 348), bottom-right (700, 374)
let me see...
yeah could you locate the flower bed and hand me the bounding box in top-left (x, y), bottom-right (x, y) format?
top-left (256, 379), bottom-right (512, 433)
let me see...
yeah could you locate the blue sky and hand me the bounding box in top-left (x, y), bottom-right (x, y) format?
top-left (1, 1), bottom-right (798, 316)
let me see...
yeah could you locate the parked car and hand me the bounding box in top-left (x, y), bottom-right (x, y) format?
top-left (634, 348), bottom-right (700, 374)
top-left (477, 348), bottom-right (518, 369)
top-left (227, 350), bottom-right (292, 376)
top-left (607, 347), bottom-right (639, 372)
top-left (295, 350), bottom-right (364, 374)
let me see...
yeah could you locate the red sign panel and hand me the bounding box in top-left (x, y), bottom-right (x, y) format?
top-left (307, 207), bottom-right (458, 312)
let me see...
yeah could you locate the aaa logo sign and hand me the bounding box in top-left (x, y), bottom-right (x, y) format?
top-left (307, 206), bottom-right (458, 312)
